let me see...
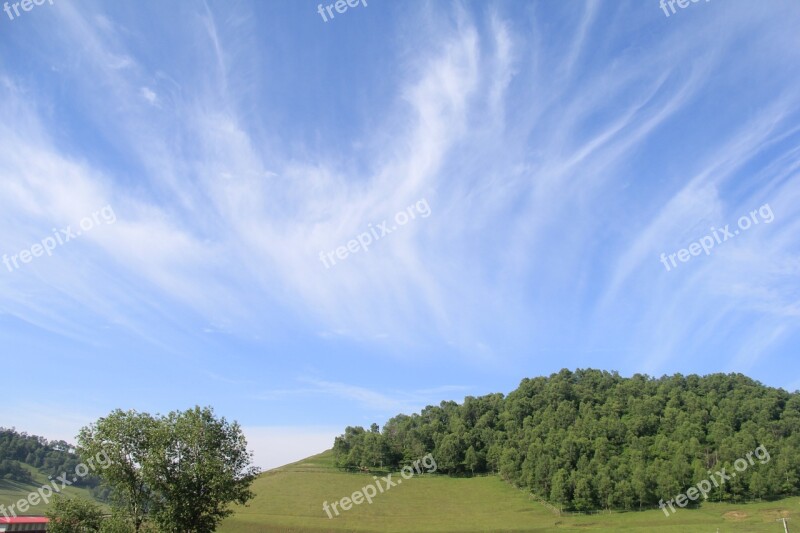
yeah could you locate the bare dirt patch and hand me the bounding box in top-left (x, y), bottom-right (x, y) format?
top-left (723, 511), bottom-right (748, 520)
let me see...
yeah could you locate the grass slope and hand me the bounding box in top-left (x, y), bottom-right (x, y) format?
top-left (219, 450), bottom-right (799, 532)
top-left (0, 463), bottom-right (102, 516)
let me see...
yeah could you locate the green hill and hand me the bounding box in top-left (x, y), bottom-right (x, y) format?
top-left (0, 428), bottom-right (109, 515)
top-left (332, 370), bottom-right (800, 511)
top-left (0, 462), bottom-right (105, 515)
top-left (218, 450), bottom-right (799, 532)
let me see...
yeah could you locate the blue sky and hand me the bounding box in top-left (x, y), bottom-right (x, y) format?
top-left (1, 0), bottom-right (799, 469)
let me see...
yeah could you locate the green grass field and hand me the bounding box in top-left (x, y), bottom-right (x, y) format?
top-left (219, 450), bottom-right (799, 532)
top-left (0, 463), bottom-right (102, 516)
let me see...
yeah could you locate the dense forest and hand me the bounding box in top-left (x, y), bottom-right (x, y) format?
top-left (0, 428), bottom-right (109, 500)
top-left (333, 369), bottom-right (800, 511)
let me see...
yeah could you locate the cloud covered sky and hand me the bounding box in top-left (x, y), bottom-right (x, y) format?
top-left (1, 0), bottom-right (799, 469)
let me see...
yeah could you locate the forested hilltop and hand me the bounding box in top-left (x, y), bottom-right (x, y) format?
top-left (333, 369), bottom-right (800, 511)
top-left (0, 428), bottom-right (108, 500)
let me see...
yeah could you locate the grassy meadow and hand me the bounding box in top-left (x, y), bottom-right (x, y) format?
top-left (218, 450), bottom-right (799, 532)
top-left (0, 463), bottom-right (103, 515)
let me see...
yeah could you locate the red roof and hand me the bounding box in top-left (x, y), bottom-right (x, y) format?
top-left (0, 517), bottom-right (49, 523)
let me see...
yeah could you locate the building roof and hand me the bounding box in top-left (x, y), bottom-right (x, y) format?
top-left (0, 517), bottom-right (50, 524)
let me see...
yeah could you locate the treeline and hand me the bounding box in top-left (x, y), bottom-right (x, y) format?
top-left (332, 369), bottom-right (800, 511)
top-left (0, 428), bottom-right (109, 500)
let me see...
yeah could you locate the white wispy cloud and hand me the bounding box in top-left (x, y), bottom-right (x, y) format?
top-left (1, 0), bottom-right (798, 379)
top-left (258, 378), bottom-right (471, 414)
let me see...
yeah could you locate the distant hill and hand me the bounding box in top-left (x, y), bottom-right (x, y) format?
top-left (0, 428), bottom-right (109, 512)
top-left (332, 369), bottom-right (800, 512)
top-left (0, 462), bottom-right (105, 515)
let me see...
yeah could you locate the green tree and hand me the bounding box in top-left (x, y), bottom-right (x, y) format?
top-left (464, 445), bottom-right (479, 475)
top-left (147, 406), bottom-right (260, 533)
top-left (79, 406), bottom-right (259, 533)
top-left (595, 466), bottom-right (614, 510)
top-left (630, 461), bottom-right (650, 510)
top-left (549, 468), bottom-right (569, 511)
top-left (571, 473), bottom-right (595, 511)
top-left (435, 434), bottom-right (464, 474)
top-left (749, 471), bottom-right (767, 501)
top-left (45, 496), bottom-right (103, 533)
top-left (498, 447), bottom-right (520, 484)
top-left (78, 410), bottom-right (159, 533)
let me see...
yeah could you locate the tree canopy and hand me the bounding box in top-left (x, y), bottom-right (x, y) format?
top-left (78, 406), bottom-right (259, 533)
top-left (45, 496), bottom-right (104, 533)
